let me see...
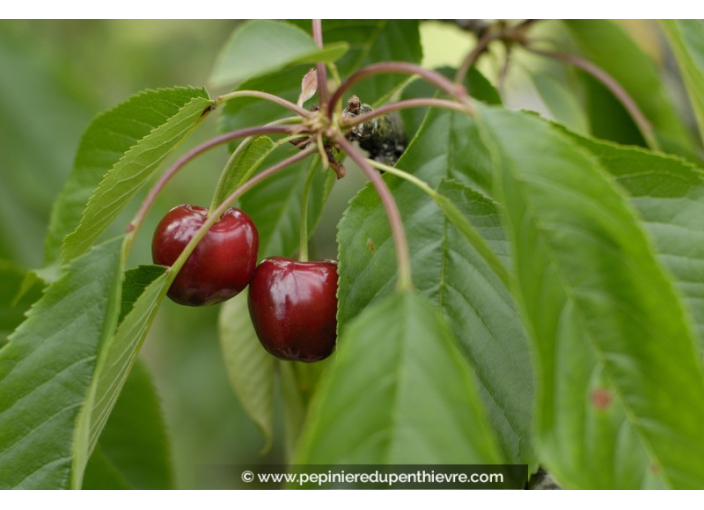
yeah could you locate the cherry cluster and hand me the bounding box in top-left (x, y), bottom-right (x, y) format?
top-left (152, 204), bottom-right (337, 362)
top-left (142, 25), bottom-right (488, 366)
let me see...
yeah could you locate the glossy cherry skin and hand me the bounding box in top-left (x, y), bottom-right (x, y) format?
top-left (152, 204), bottom-right (258, 306)
top-left (248, 257), bottom-right (338, 362)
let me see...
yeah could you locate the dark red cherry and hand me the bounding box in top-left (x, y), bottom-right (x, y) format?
top-left (152, 204), bottom-right (258, 306)
top-left (247, 257), bottom-right (338, 362)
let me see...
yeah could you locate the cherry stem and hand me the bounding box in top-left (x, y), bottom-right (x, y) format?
top-left (526, 46), bottom-right (660, 151)
top-left (167, 146), bottom-right (317, 284)
top-left (336, 135), bottom-right (413, 291)
top-left (341, 98), bottom-right (473, 129)
top-left (298, 156), bottom-right (320, 262)
top-left (312, 20), bottom-right (330, 109)
top-left (328, 62), bottom-right (473, 115)
top-left (127, 124), bottom-right (297, 251)
top-left (215, 90), bottom-right (311, 118)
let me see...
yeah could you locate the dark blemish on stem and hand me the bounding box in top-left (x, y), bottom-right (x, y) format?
top-left (201, 104), bottom-right (216, 117)
top-left (367, 238), bottom-right (376, 253)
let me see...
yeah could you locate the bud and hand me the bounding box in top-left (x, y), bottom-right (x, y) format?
top-left (297, 68), bottom-right (318, 107)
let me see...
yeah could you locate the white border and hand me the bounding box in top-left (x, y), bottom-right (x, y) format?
top-left (1, 8), bottom-right (702, 20)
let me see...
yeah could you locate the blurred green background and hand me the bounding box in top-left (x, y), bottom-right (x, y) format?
top-left (0, 19), bottom-right (690, 489)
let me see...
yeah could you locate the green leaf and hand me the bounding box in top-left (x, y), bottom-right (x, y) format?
top-left (400, 68), bottom-right (501, 197)
top-left (662, 20), bottom-right (704, 146)
top-left (118, 264), bottom-right (168, 323)
top-left (81, 446), bottom-right (131, 489)
top-left (563, 20), bottom-right (696, 156)
top-left (478, 105), bottom-right (704, 489)
top-left (555, 125), bottom-right (704, 346)
top-left (218, 291), bottom-right (275, 449)
top-left (73, 263), bottom-right (169, 489)
top-left (211, 136), bottom-right (276, 209)
top-left (581, 72), bottom-right (646, 147)
top-left (531, 73), bottom-right (590, 135)
top-left (83, 360), bottom-right (173, 489)
top-left (0, 261), bottom-right (43, 345)
top-left (0, 238), bottom-right (123, 489)
top-left (337, 107), bottom-right (533, 466)
top-left (294, 291), bottom-right (503, 465)
top-left (45, 87), bottom-right (208, 266)
top-left (210, 20), bottom-right (347, 89)
top-left (61, 88), bottom-right (212, 263)
top-left (433, 180), bottom-right (510, 286)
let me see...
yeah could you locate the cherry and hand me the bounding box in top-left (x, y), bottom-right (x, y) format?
top-left (152, 204), bottom-right (258, 306)
top-left (248, 257), bottom-right (338, 362)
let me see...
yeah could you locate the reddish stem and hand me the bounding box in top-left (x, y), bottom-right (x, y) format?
top-left (328, 62), bottom-right (472, 114)
top-left (312, 20), bottom-right (330, 109)
top-left (336, 135), bottom-right (413, 291)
